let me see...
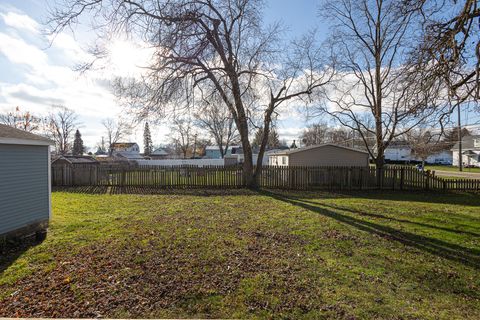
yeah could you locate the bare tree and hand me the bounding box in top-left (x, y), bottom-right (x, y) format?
top-left (318, 0), bottom-right (446, 171)
top-left (45, 106), bottom-right (79, 155)
top-left (300, 122), bottom-right (362, 148)
top-left (169, 116), bottom-right (194, 159)
top-left (405, 128), bottom-right (443, 167)
top-left (0, 106), bottom-right (42, 132)
top-left (102, 118), bottom-right (131, 156)
top-left (407, 0), bottom-right (480, 104)
top-left (49, 0), bottom-right (333, 187)
top-left (194, 102), bottom-right (238, 158)
top-left (95, 136), bottom-right (108, 154)
top-left (300, 122), bottom-right (330, 146)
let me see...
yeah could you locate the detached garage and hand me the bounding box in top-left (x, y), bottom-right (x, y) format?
top-left (269, 144), bottom-right (369, 167)
top-left (0, 124), bottom-right (54, 241)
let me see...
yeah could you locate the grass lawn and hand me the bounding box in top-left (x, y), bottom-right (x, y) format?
top-left (1, 189), bottom-right (479, 319)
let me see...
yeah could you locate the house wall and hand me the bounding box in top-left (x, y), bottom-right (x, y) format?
top-left (205, 149), bottom-right (222, 159)
top-left (424, 150), bottom-right (453, 165)
top-left (0, 144), bottom-right (50, 237)
top-left (234, 153), bottom-right (269, 166)
top-left (112, 143), bottom-right (140, 153)
top-left (288, 145), bottom-right (369, 167)
top-left (269, 155), bottom-right (289, 166)
top-left (136, 159), bottom-right (226, 167)
top-left (452, 150), bottom-right (480, 167)
top-left (384, 147), bottom-right (412, 161)
top-left (205, 146), bottom-right (240, 159)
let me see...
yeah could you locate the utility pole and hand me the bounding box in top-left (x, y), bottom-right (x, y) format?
top-left (351, 129), bottom-right (355, 148)
top-left (458, 104), bottom-right (463, 172)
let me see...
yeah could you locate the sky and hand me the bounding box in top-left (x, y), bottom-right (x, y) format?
top-left (0, 0), bottom-right (326, 151)
top-left (1, 0), bottom-right (478, 152)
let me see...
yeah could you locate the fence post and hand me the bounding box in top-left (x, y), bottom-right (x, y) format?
top-left (359, 168), bottom-right (363, 190)
top-left (376, 167), bottom-right (383, 190)
top-left (400, 168), bottom-right (404, 190)
top-left (392, 168), bottom-right (397, 190)
top-left (348, 167), bottom-right (352, 190)
top-left (71, 166), bottom-right (76, 186)
top-left (121, 167), bottom-right (126, 187)
top-left (425, 170), bottom-right (430, 191)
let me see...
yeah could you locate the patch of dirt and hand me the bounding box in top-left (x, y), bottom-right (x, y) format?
top-left (0, 226), bottom-right (326, 318)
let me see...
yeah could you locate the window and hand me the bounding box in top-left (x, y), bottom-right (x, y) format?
top-left (474, 139), bottom-right (480, 148)
top-left (282, 156), bottom-right (287, 165)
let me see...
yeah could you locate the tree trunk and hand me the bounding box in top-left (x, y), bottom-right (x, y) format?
top-left (228, 69), bottom-right (256, 188)
top-left (235, 114), bottom-right (255, 187)
top-left (254, 102), bottom-right (275, 186)
top-left (374, 8), bottom-right (384, 188)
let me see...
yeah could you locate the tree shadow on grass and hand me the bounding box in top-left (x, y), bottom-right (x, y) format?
top-left (308, 201), bottom-right (480, 238)
top-left (319, 190), bottom-right (480, 206)
top-left (263, 191), bottom-right (480, 270)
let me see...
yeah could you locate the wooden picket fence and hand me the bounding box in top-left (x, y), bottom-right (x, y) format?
top-left (51, 164), bottom-right (480, 191)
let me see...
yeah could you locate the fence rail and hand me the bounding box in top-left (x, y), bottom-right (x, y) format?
top-left (51, 164), bottom-right (480, 191)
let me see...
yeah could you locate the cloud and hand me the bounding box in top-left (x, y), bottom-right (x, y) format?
top-left (0, 6), bottom-right (310, 151)
top-left (0, 11), bottom-right (39, 33)
top-left (48, 32), bottom-right (94, 63)
top-left (8, 86), bottom-right (65, 105)
top-left (0, 32), bottom-right (47, 67)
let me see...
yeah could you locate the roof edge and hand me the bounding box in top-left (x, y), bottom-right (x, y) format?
top-left (0, 137), bottom-right (54, 146)
top-left (269, 143), bottom-right (369, 156)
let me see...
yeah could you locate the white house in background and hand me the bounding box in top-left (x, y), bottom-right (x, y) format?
top-left (384, 141), bottom-right (412, 161)
top-left (110, 142), bottom-right (144, 160)
top-left (424, 150), bottom-right (453, 165)
top-left (384, 141), bottom-right (453, 165)
top-left (451, 135), bottom-right (480, 167)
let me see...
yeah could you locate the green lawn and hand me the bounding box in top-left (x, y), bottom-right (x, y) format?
top-left (1, 189), bottom-right (479, 319)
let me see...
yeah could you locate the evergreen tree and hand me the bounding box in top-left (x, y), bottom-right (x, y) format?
top-left (143, 122), bottom-right (153, 155)
top-left (72, 129), bottom-right (84, 156)
top-left (252, 127), bottom-right (281, 149)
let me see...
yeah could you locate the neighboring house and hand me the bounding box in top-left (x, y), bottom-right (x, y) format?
top-left (451, 135), bottom-right (480, 167)
top-left (268, 144), bottom-right (369, 167)
top-left (149, 147), bottom-right (169, 160)
top-left (110, 142), bottom-right (143, 160)
top-left (51, 156), bottom-right (99, 186)
top-left (384, 141), bottom-right (453, 165)
top-left (225, 147), bottom-right (287, 165)
top-left (204, 145), bottom-right (241, 159)
top-left (0, 124), bottom-right (54, 241)
top-left (424, 150), bottom-right (453, 165)
top-left (384, 141), bottom-right (412, 162)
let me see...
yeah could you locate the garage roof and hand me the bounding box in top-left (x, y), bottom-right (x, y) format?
top-left (269, 143), bottom-right (369, 156)
top-left (0, 124), bottom-right (54, 146)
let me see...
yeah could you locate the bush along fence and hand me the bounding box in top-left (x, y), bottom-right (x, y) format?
top-left (51, 164), bottom-right (480, 191)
